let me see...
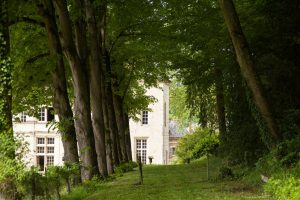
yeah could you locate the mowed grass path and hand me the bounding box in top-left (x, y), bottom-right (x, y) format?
top-left (81, 158), bottom-right (270, 200)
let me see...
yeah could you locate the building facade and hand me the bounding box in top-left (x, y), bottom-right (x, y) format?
top-left (130, 82), bottom-right (170, 165)
top-left (13, 109), bottom-right (64, 171)
top-left (13, 82), bottom-right (170, 171)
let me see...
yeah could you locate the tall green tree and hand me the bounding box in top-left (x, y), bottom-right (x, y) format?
top-left (219, 0), bottom-right (281, 144)
top-left (37, 0), bottom-right (79, 166)
top-left (53, 0), bottom-right (99, 180)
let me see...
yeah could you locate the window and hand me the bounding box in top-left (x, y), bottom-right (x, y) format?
top-left (47, 156), bottom-right (54, 166)
top-left (36, 137), bottom-right (55, 171)
top-left (39, 108), bottom-right (46, 121)
top-left (37, 138), bottom-right (45, 144)
top-left (47, 147), bottom-right (54, 154)
top-left (47, 107), bottom-right (54, 122)
top-left (47, 138), bottom-right (55, 144)
top-left (142, 111), bottom-right (148, 125)
top-left (136, 139), bottom-right (147, 164)
top-left (20, 112), bottom-right (27, 122)
top-left (37, 147), bottom-right (44, 153)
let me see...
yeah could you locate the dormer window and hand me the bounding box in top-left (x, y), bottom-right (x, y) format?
top-left (142, 111), bottom-right (148, 125)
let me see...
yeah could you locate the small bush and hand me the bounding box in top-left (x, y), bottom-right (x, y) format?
top-left (114, 161), bottom-right (138, 176)
top-left (275, 138), bottom-right (300, 167)
top-left (218, 166), bottom-right (233, 179)
top-left (176, 128), bottom-right (219, 163)
top-left (264, 176), bottom-right (300, 200)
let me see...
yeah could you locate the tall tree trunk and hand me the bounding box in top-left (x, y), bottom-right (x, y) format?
top-left (215, 67), bottom-right (226, 140)
top-left (84, 0), bottom-right (108, 177)
top-left (102, 78), bottom-right (113, 174)
top-left (53, 0), bottom-right (98, 181)
top-left (38, 0), bottom-right (79, 166)
top-left (113, 94), bottom-right (128, 162)
top-left (0, 0), bottom-right (13, 133)
top-left (123, 111), bottom-right (132, 161)
top-left (106, 84), bottom-right (121, 166)
top-left (105, 52), bottom-right (120, 166)
top-left (219, 0), bottom-right (281, 143)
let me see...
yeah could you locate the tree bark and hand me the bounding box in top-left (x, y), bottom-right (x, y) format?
top-left (123, 111), bottom-right (132, 161)
top-left (84, 0), bottom-right (108, 177)
top-left (53, 0), bottom-right (98, 181)
top-left (113, 93), bottom-right (128, 162)
top-left (38, 0), bottom-right (79, 165)
top-left (102, 79), bottom-right (114, 174)
top-left (105, 53), bottom-right (120, 166)
top-left (219, 0), bottom-right (281, 143)
top-left (215, 67), bottom-right (226, 140)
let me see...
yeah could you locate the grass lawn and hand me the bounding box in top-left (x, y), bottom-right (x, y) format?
top-left (64, 158), bottom-right (271, 200)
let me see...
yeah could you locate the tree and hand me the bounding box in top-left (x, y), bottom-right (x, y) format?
top-left (53, 0), bottom-right (99, 180)
top-left (218, 0), bottom-right (281, 144)
top-left (37, 0), bottom-right (79, 166)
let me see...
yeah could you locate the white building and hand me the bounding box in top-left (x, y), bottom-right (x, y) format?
top-left (130, 82), bottom-right (170, 165)
top-left (13, 109), bottom-right (64, 171)
top-left (13, 82), bottom-right (170, 171)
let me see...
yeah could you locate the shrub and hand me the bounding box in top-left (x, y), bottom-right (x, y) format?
top-left (264, 176), bottom-right (300, 200)
top-left (0, 133), bottom-right (27, 199)
top-left (114, 161), bottom-right (138, 176)
top-left (176, 128), bottom-right (219, 163)
top-left (21, 167), bottom-right (47, 199)
top-left (218, 166), bottom-right (234, 179)
top-left (275, 138), bottom-right (300, 167)
top-left (0, 158), bottom-right (26, 199)
top-left (245, 138), bottom-right (300, 199)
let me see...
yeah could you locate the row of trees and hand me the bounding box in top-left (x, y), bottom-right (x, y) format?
top-left (168, 0), bottom-right (299, 164)
top-left (1, 0), bottom-right (299, 184)
top-left (2, 0), bottom-right (166, 183)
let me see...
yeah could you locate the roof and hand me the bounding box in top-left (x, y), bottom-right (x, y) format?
top-left (169, 121), bottom-right (185, 138)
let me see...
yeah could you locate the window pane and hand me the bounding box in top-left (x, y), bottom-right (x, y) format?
top-left (142, 111), bottom-right (148, 124)
top-left (47, 147), bottom-right (54, 154)
top-left (37, 147), bottom-right (44, 153)
top-left (39, 108), bottom-right (45, 121)
top-left (47, 138), bottom-right (55, 144)
top-left (20, 112), bottom-right (27, 122)
top-left (142, 150), bottom-right (147, 164)
top-left (37, 138), bottom-right (45, 144)
top-left (47, 156), bottom-right (54, 166)
top-left (136, 139), bottom-right (147, 164)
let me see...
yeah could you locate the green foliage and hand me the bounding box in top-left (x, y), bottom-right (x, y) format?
top-left (0, 157), bottom-right (26, 199)
top-left (254, 138), bottom-right (300, 177)
top-left (169, 79), bottom-right (198, 132)
top-left (221, 67), bottom-right (266, 165)
top-left (275, 138), bottom-right (300, 167)
top-left (0, 133), bottom-right (26, 199)
top-left (114, 161), bottom-right (138, 176)
top-left (264, 175), bottom-right (300, 200)
top-left (218, 166), bottom-right (234, 179)
top-left (176, 128), bottom-right (219, 163)
top-left (240, 137), bottom-right (300, 200)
